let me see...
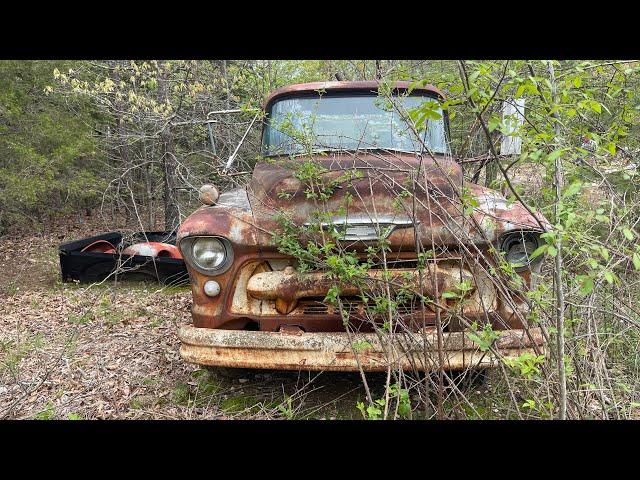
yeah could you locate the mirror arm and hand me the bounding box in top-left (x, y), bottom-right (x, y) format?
top-left (223, 112), bottom-right (259, 173)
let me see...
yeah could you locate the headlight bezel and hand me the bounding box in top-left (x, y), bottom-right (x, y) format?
top-left (180, 236), bottom-right (234, 275)
top-left (498, 230), bottom-right (543, 272)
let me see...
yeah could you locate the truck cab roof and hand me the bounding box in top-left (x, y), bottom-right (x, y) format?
top-left (264, 80), bottom-right (445, 109)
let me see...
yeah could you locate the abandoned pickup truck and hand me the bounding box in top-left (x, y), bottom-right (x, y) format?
top-left (177, 81), bottom-right (548, 372)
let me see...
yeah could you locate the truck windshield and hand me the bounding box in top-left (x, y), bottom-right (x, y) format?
top-left (262, 93), bottom-right (450, 156)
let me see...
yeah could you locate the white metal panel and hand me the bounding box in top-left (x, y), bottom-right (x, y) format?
top-left (500, 98), bottom-right (526, 156)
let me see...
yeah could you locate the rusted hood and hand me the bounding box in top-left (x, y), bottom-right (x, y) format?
top-left (177, 187), bottom-right (261, 247)
top-left (246, 153), bottom-right (547, 249)
top-left (178, 153), bottom-right (548, 250)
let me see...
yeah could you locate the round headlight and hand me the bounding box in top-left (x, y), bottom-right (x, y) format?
top-left (500, 231), bottom-right (541, 271)
top-left (190, 237), bottom-right (229, 272)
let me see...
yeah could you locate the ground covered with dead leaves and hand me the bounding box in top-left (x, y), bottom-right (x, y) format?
top-left (0, 213), bottom-right (382, 419)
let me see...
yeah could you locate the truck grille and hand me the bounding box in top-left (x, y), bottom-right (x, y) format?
top-left (299, 298), bottom-right (427, 316)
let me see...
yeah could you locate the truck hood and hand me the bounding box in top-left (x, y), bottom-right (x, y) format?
top-left (246, 153), bottom-right (547, 249)
top-left (178, 152), bottom-right (548, 251)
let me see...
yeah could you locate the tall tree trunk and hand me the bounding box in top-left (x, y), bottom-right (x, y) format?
top-left (548, 60), bottom-right (568, 420)
top-left (159, 64), bottom-right (180, 232)
top-left (162, 136), bottom-right (179, 232)
top-left (485, 130), bottom-right (500, 187)
top-left (143, 139), bottom-right (154, 230)
top-left (112, 61), bottom-right (134, 225)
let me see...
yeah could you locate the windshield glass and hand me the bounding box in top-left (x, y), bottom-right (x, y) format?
top-left (262, 93), bottom-right (450, 156)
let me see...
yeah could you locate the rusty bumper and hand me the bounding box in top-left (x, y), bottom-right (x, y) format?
top-left (178, 325), bottom-right (544, 372)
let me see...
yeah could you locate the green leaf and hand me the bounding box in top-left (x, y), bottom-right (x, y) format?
top-left (488, 117), bottom-right (501, 132)
top-left (604, 271), bottom-right (614, 285)
top-left (367, 405), bottom-right (382, 419)
top-left (587, 258), bottom-right (600, 270)
top-left (547, 246), bottom-right (558, 257)
top-left (547, 149), bottom-right (565, 163)
top-left (563, 181), bottom-right (582, 198)
top-left (529, 245), bottom-right (548, 260)
top-left (352, 341), bottom-right (373, 352)
top-left (622, 228), bottom-right (634, 241)
top-left (633, 253), bottom-right (640, 270)
top-left (578, 276), bottom-right (594, 296)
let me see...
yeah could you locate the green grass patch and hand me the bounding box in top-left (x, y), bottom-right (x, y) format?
top-left (220, 395), bottom-right (261, 414)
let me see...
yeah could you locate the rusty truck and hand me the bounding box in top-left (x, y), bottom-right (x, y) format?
top-left (176, 81), bottom-right (548, 372)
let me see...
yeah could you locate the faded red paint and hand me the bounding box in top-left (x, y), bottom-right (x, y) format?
top-left (81, 240), bottom-right (116, 254)
top-left (122, 242), bottom-right (182, 259)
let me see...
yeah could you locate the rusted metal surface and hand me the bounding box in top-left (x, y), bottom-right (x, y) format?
top-left (247, 154), bottom-right (548, 251)
top-left (175, 81), bottom-right (552, 370)
top-left (199, 184), bottom-right (220, 206)
top-left (176, 156), bottom-right (549, 332)
top-left (177, 188), bottom-right (258, 246)
top-left (246, 264), bottom-right (472, 314)
top-left (179, 325), bottom-right (544, 372)
top-left (180, 254), bottom-right (509, 333)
